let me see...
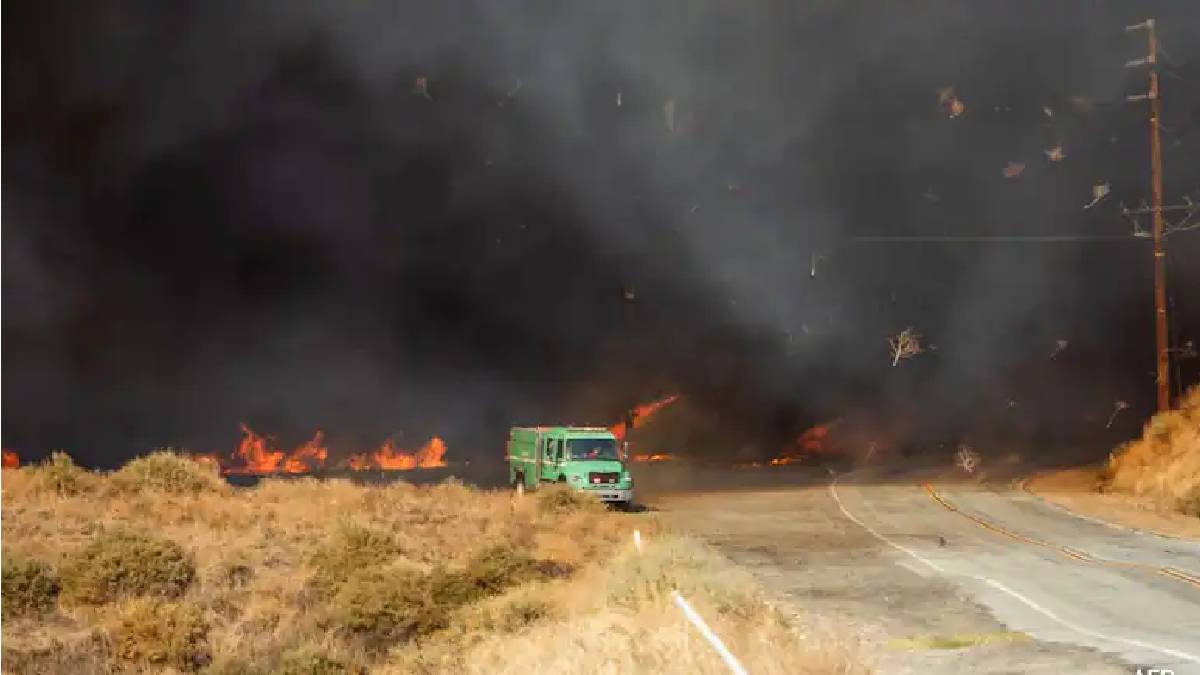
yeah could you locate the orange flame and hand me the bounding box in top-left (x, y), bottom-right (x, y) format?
top-left (768, 423), bottom-right (833, 465)
top-left (346, 437), bottom-right (447, 471)
top-left (225, 423), bottom-right (287, 474)
top-left (2, 450), bottom-right (19, 469)
top-left (630, 453), bottom-right (676, 463)
top-left (611, 394), bottom-right (680, 441)
top-left (203, 425), bottom-right (446, 475)
top-left (282, 430), bottom-right (328, 473)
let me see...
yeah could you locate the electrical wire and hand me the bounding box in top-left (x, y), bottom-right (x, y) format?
top-left (851, 235), bottom-right (1146, 243)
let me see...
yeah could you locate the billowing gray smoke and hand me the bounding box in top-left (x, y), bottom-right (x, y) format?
top-left (4, 1), bottom-right (1199, 467)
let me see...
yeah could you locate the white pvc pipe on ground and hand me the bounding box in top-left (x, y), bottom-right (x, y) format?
top-left (671, 591), bottom-right (749, 675)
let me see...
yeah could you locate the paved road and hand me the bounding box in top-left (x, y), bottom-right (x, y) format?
top-left (833, 476), bottom-right (1200, 673)
top-left (650, 468), bottom-right (1200, 674)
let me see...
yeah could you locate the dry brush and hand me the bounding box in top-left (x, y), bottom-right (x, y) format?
top-left (2, 452), bottom-right (870, 674)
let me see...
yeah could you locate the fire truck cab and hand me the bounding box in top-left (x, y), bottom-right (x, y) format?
top-left (506, 426), bottom-right (633, 506)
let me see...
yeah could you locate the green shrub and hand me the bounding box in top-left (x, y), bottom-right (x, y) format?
top-left (2, 555), bottom-right (60, 617)
top-left (275, 647), bottom-right (355, 675)
top-left (432, 544), bottom-right (541, 608)
top-left (110, 598), bottom-right (209, 671)
top-left (111, 451), bottom-right (227, 494)
top-left (61, 530), bottom-right (194, 605)
top-left (1180, 489), bottom-right (1200, 517)
top-left (20, 452), bottom-right (98, 496)
top-left (457, 589), bottom-right (554, 634)
top-left (331, 569), bottom-right (443, 650)
top-left (325, 544), bottom-right (548, 650)
top-left (310, 523), bottom-right (400, 596)
top-left (1, 633), bottom-right (110, 675)
top-left (463, 544), bottom-right (542, 595)
top-left (536, 484), bottom-right (601, 515)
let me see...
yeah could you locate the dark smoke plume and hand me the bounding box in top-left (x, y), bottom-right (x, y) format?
top-left (4, 1), bottom-right (1199, 467)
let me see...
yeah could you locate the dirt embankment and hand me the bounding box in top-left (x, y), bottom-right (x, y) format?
top-left (1027, 386), bottom-right (1200, 539)
top-left (1, 452), bottom-right (869, 674)
top-left (1104, 387), bottom-right (1200, 516)
top-left (1027, 468), bottom-right (1200, 539)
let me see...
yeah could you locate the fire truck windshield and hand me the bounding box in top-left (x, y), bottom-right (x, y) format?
top-left (566, 438), bottom-right (619, 461)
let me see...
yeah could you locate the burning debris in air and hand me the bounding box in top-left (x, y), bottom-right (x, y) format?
top-left (937, 86), bottom-right (965, 118)
top-left (194, 424), bottom-right (447, 475)
top-left (1105, 400), bottom-right (1130, 429)
top-left (889, 328), bottom-right (925, 366)
top-left (412, 75), bottom-right (432, 100)
top-left (1049, 339), bottom-right (1069, 360)
top-left (1084, 183), bottom-right (1110, 209)
top-left (955, 444), bottom-right (981, 474)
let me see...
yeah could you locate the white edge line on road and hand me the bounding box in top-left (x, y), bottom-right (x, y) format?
top-left (894, 560), bottom-right (935, 578)
top-left (828, 473), bottom-right (1200, 666)
top-left (978, 576), bottom-right (1200, 665)
top-left (1017, 477), bottom-right (1195, 544)
top-left (828, 474), bottom-right (945, 574)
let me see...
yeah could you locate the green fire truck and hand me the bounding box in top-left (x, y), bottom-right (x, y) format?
top-left (506, 426), bottom-right (633, 506)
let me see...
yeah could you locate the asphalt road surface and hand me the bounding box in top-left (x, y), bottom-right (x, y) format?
top-left (647, 466), bottom-right (1200, 674)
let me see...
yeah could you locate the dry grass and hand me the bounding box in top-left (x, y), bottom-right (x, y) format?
top-left (109, 451), bottom-right (229, 496)
top-left (2, 457), bottom-right (870, 674)
top-left (108, 599), bottom-right (210, 670)
top-left (2, 555), bottom-right (61, 618)
top-left (1103, 386), bottom-right (1200, 516)
top-left (60, 530), bottom-right (195, 605)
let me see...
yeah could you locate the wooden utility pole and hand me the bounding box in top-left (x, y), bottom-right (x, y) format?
top-left (1127, 18), bottom-right (1171, 412)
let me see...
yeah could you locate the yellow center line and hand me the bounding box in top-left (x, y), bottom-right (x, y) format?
top-left (922, 483), bottom-right (1200, 590)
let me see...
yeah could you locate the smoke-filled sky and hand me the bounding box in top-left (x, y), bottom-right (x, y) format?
top-left (5, 1), bottom-right (1199, 467)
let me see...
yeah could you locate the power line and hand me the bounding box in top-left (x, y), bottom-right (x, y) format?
top-left (852, 234), bottom-right (1145, 243)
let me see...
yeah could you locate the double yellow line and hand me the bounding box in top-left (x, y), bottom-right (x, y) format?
top-left (922, 483), bottom-right (1200, 590)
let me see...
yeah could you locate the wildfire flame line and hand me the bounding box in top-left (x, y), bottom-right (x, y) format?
top-left (195, 425), bottom-right (447, 475)
top-left (2, 450), bottom-right (19, 469)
